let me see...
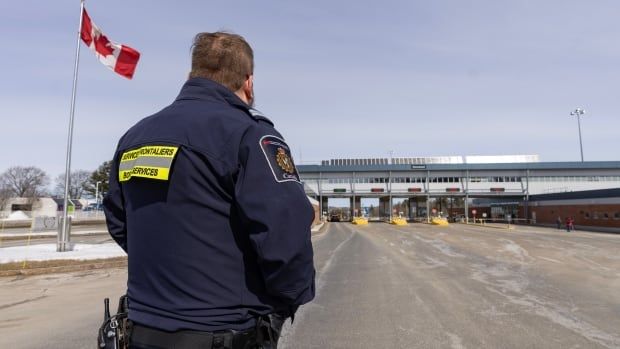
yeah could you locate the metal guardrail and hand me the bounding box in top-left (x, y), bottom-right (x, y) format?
top-left (313, 189), bottom-right (526, 195)
top-left (466, 217), bottom-right (530, 228)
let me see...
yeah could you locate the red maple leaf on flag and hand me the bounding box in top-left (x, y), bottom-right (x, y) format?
top-left (93, 32), bottom-right (115, 57)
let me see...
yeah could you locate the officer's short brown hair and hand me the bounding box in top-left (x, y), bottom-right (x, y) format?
top-left (189, 32), bottom-right (254, 92)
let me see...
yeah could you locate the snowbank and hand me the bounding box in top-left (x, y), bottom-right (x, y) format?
top-left (0, 243), bottom-right (126, 263)
top-left (5, 210), bottom-right (30, 220)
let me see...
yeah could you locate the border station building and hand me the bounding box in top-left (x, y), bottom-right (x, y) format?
top-left (297, 155), bottom-right (620, 230)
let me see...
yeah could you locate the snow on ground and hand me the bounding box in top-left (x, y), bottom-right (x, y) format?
top-left (0, 243), bottom-right (126, 263)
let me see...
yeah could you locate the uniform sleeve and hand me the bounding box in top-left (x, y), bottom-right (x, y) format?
top-left (234, 125), bottom-right (316, 306)
top-left (103, 151), bottom-right (128, 252)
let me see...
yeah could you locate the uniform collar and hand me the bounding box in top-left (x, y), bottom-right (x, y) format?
top-left (175, 78), bottom-right (273, 125)
top-left (175, 77), bottom-right (250, 112)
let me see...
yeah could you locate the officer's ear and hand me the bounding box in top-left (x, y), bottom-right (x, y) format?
top-left (235, 74), bottom-right (254, 106)
top-left (243, 74), bottom-right (254, 106)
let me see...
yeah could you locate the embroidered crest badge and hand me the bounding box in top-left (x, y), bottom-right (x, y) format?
top-left (276, 148), bottom-right (295, 174)
top-left (259, 135), bottom-right (301, 183)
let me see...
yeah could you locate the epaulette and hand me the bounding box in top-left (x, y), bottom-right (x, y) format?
top-left (248, 108), bottom-right (274, 126)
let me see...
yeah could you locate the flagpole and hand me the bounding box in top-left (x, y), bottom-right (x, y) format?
top-left (58, 0), bottom-right (85, 252)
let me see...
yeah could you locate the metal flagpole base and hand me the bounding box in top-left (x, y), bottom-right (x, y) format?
top-left (57, 216), bottom-right (74, 252)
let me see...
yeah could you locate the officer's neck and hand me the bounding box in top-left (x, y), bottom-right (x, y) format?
top-left (235, 90), bottom-right (249, 105)
top-left (235, 90), bottom-right (254, 108)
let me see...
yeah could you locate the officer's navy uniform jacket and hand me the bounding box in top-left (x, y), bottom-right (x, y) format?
top-left (103, 78), bottom-right (316, 332)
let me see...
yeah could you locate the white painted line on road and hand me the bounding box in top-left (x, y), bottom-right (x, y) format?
top-left (280, 224), bottom-right (356, 347)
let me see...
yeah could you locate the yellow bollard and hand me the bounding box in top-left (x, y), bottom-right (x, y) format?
top-left (431, 217), bottom-right (449, 226)
top-left (352, 217), bottom-right (369, 225)
top-left (390, 217), bottom-right (408, 226)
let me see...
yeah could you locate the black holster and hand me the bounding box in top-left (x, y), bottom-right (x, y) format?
top-left (98, 295), bottom-right (130, 349)
top-left (255, 312), bottom-right (289, 349)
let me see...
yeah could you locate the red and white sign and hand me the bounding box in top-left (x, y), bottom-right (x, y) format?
top-left (80, 8), bottom-right (140, 79)
top-left (432, 208), bottom-right (437, 214)
top-left (472, 209), bottom-right (477, 215)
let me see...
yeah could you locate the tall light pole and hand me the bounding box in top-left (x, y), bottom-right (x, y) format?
top-left (570, 108), bottom-right (586, 162)
top-left (95, 181), bottom-right (102, 207)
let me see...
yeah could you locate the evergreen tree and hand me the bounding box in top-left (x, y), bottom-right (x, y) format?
top-left (84, 161), bottom-right (112, 198)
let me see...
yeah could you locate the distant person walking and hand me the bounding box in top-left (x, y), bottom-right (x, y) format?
top-left (556, 216), bottom-right (562, 230)
top-left (566, 217), bottom-right (574, 232)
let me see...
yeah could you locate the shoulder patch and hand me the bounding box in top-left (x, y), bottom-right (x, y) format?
top-left (118, 145), bottom-right (179, 182)
top-left (259, 135), bottom-right (301, 183)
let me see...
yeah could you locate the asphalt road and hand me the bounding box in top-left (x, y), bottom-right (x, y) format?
top-left (0, 223), bottom-right (110, 247)
top-left (1, 223), bottom-right (619, 348)
top-left (0, 233), bottom-right (113, 248)
top-left (279, 223), bottom-right (620, 349)
top-left (0, 268), bottom-right (127, 349)
top-left (0, 223), bottom-right (108, 236)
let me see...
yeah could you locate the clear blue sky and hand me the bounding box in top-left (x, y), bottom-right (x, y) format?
top-left (1, 0), bottom-right (619, 179)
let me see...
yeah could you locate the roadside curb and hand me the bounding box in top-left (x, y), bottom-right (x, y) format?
top-left (0, 257), bottom-right (127, 277)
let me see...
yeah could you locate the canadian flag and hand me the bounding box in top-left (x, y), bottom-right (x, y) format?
top-left (80, 8), bottom-right (140, 79)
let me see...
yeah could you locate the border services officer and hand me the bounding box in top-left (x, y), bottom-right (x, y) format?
top-left (103, 31), bottom-right (316, 349)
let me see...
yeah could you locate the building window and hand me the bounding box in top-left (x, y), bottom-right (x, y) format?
top-left (584, 212), bottom-right (590, 219)
top-left (603, 213), bottom-right (609, 220)
top-left (614, 212), bottom-right (620, 220)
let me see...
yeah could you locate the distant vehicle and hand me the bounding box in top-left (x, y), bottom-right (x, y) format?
top-left (83, 203), bottom-right (103, 211)
top-left (450, 215), bottom-right (465, 223)
top-left (329, 214), bottom-right (341, 222)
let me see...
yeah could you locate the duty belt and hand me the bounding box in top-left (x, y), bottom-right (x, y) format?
top-left (130, 323), bottom-right (258, 349)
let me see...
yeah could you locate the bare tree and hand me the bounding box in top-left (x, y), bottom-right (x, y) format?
top-left (55, 170), bottom-right (91, 199)
top-left (0, 166), bottom-right (49, 199)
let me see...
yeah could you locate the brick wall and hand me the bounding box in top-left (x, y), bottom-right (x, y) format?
top-left (529, 203), bottom-right (620, 228)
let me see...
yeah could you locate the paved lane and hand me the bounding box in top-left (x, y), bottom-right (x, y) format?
top-left (0, 224), bottom-right (108, 237)
top-left (280, 223), bottom-right (620, 349)
top-left (0, 234), bottom-right (114, 248)
top-left (0, 269), bottom-right (127, 349)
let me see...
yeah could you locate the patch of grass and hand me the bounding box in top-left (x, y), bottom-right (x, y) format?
top-left (0, 257), bottom-right (127, 276)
